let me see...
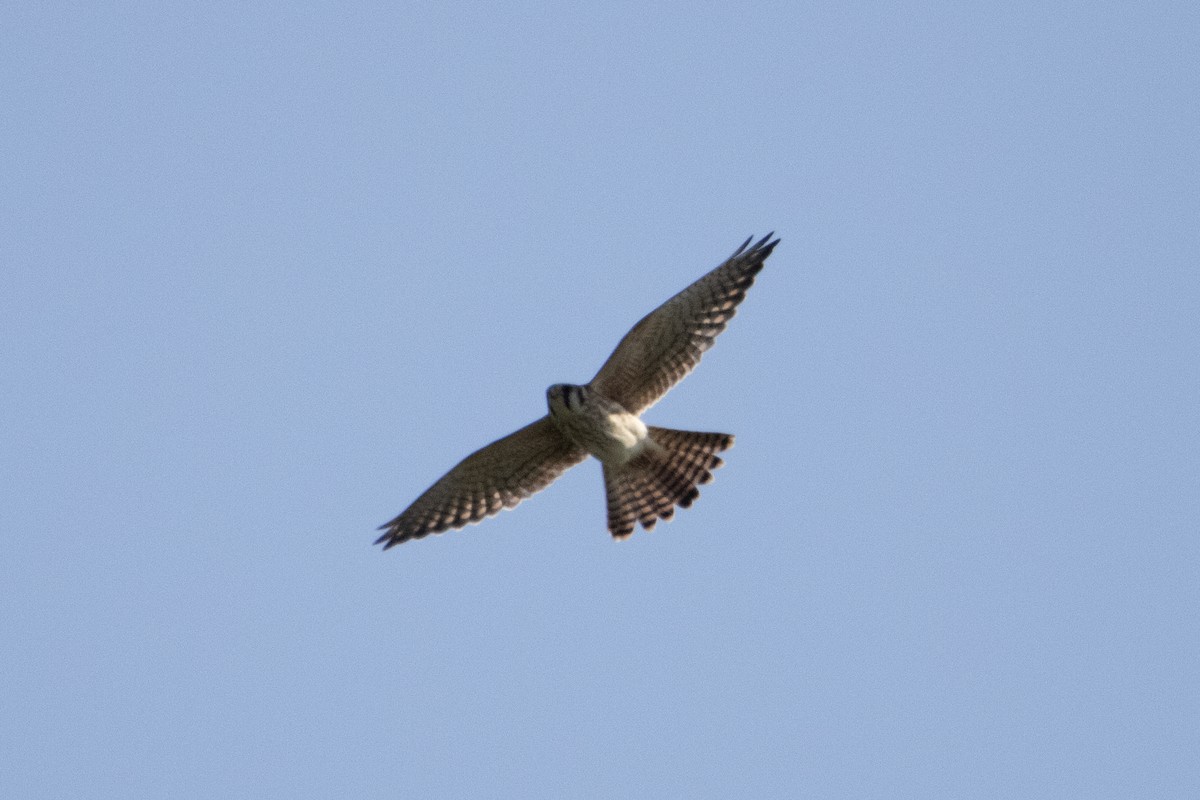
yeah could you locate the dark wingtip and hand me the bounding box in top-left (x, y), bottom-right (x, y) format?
top-left (731, 232), bottom-right (780, 262)
top-left (375, 523), bottom-right (407, 549)
top-left (752, 232), bottom-right (779, 255)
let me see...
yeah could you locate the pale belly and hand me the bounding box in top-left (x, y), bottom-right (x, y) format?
top-left (553, 407), bottom-right (649, 465)
top-left (591, 411), bottom-right (649, 464)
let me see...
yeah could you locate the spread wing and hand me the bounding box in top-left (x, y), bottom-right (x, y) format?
top-left (588, 233), bottom-right (779, 415)
top-left (376, 416), bottom-right (586, 548)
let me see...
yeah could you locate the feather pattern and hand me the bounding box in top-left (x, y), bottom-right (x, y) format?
top-left (602, 428), bottom-right (734, 539)
top-left (376, 416), bottom-right (585, 548)
top-left (588, 233), bottom-right (778, 415)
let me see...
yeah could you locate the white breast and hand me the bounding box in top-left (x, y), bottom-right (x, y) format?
top-left (594, 411), bottom-right (649, 464)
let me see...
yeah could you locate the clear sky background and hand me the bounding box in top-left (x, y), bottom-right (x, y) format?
top-left (3, 2), bottom-right (1197, 797)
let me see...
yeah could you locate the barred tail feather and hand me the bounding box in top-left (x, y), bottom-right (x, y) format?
top-left (602, 427), bottom-right (734, 539)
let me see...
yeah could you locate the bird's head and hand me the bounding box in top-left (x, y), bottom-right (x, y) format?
top-left (547, 383), bottom-right (586, 415)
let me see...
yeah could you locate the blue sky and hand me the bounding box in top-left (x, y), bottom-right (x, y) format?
top-left (3, 2), bottom-right (1197, 797)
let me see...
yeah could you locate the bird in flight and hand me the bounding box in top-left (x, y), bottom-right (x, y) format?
top-left (376, 233), bottom-right (780, 548)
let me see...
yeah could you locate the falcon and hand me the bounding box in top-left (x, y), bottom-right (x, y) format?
top-left (376, 233), bottom-right (780, 548)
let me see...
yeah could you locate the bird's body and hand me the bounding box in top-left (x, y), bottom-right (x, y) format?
top-left (376, 233), bottom-right (779, 548)
top-left (546, 384), bottom-right (648, 465)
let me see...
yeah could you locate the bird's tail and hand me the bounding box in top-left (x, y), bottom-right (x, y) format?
top-left (602, 426), bottom-right (733, 539)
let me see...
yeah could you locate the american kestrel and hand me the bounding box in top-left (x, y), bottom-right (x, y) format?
top-left (376, 233), bottom-right (779, 548)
